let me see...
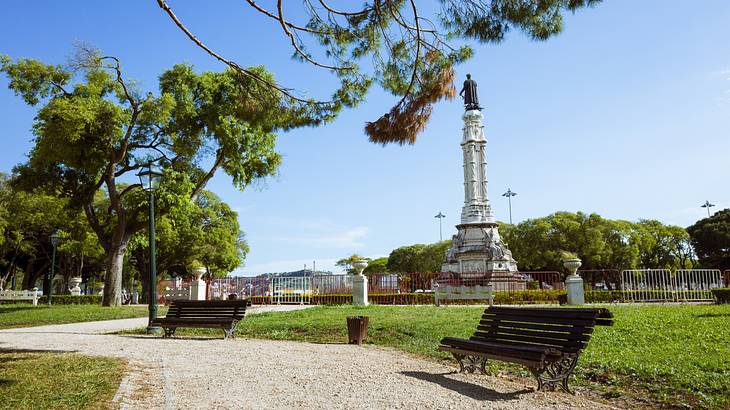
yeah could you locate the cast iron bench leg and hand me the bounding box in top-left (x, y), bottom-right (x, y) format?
top-left (163, 327), bottom-right (176, 338)
top-left (530, 354), bottom-right (578, 394)
top-left (452, 353), bottom-right (487, 374)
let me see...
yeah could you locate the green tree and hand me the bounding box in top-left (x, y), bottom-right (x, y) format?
top-left (0, 175), bottom-right (103, 291)
top-left (1, 48), bottom-right (316, 305)
top-left (362, 257), bottom-right (388, 275)
top-left (687, 209), bottom-right (730, 270)
top-left (157, 0), bottom-right (601, 144)
top-left (386, 240), bottom-right (449, 273)
top-left (130, 190), bottom-right (247, 302)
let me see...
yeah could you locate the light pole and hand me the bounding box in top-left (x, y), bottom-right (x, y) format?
top-left (138, 162), bottom-right (164, 334)
top-left (434, 212), bottom-right (446, 241)
top-left (502, 188), bottom-right (517, 224)
top-left (701, 200), bottom-right (715, 218)
top-left (47, 231), bottom-right (61, 306)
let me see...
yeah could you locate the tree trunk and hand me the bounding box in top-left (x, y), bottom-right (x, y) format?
top-left (103, 230), bottom-right (131, 306)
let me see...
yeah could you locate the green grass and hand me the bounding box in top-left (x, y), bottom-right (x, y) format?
top-left (150, 304), bottom-right (730, 409)
top-left (0, 304), bottom-right (152, 329)
top-left (0, 350), bottom-right (124, 409)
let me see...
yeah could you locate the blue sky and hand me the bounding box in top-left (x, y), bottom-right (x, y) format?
top-left (1, 1), bottom-right (729, 275)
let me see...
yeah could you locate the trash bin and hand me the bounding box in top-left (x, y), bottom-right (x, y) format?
top-left (346, 316), bottom-right (369, 345)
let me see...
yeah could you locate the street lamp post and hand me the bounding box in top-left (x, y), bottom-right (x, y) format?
top-left (701, 200), bottom-right (715, 218)
top-left (502, 188), bottom-right (517, 224)
top-left (434, 212), bottom-right (446, 241)
top-left (138, 162), bottom-right (164, 334)
top-left (47, 231), bottom-right (61, 306)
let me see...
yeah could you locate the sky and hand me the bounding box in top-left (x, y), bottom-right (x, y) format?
top-left (1, 1), bottom-right (729, 275)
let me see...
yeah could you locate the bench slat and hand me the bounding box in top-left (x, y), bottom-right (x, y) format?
top-left (477, 321), bottom-right (593, 335)
top-left (481, 313), bottom-right (600, 327)
top-left (475, 326), bottom-right (592, 342)
top-left (471, 332), bottom-right (588, 349)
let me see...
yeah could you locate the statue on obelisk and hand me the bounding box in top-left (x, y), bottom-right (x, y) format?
top-left (442, 74), bottom-right (517, 274)
top-left (459, 73), bottom-right (481, 111)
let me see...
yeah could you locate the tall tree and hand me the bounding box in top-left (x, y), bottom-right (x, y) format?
top-left (1, 49), bottom-right (316, 305)
top-left (156, 0), bottom-right (601, 144)
top-left (687, 209), bottom-right (730, 270)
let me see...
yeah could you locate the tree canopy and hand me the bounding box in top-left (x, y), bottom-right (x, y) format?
top-left (157, 0), bottom-right (601, 144)
top-left (687, 209), bottom-right (730, 270)
top-left (1, 48), bottom-right (310, 305)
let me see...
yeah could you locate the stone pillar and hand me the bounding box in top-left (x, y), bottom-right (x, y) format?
top-left (351, 260), bottom-right (369, 306)
top-left (564, 258), bottom-right (584, 305)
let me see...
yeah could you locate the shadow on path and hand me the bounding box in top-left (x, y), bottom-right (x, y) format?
top-left (400, 371), bottom-right (532, 401)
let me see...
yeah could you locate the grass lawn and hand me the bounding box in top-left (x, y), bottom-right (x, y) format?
top-left (0, 350), bottom-right (124, 409)
top-left (156, 304), bottom-right (730, 409)
top-left (0, 303), bottom-right (153, 329)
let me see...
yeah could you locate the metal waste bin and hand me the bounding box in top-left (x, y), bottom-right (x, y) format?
top-left (346, 316), bottom-right (369, 345)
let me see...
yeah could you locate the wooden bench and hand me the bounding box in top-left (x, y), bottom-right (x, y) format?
top-left (150, 299), bottom-right (250, 339)
top-left (438, 306), bottom-right (613, 393)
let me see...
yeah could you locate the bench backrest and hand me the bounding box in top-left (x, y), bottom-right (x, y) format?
top-left (471, 306), bottom-right (613, 354)
top-left (167, 300), bottom-right (249, 320)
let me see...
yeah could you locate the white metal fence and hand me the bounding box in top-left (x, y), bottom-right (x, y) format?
top-left (272, 276), bottom-right (312, 304)
top-left (621, 269), bottom-right (723, 302)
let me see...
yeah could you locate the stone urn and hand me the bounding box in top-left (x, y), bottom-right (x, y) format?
top-left (352, 260), bottom-right (368, 276)
top-left (193, 267), bottom-right (207, 281)
top-left (563, 258), bottom-right (582, 278)
top-left (68, 277), bottom-right (82, 296)
top-left (563, 258), bottom-right (584, 305)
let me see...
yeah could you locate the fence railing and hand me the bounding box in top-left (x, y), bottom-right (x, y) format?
top-left (621, 269), bottom-right (723, 302)
top-left (165, 268), bottom-right (728, 306)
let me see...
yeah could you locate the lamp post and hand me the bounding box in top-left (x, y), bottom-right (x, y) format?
top-left (138, 161), bottom-right (164, 334)
top-left (701, 200), bottom-right (715, 218)
top-left (434, 212), bottom-right (446, 241)
top-left (502, 188), bottom-right (517, 224)
top-left (47, 231), bottom-right (61, 305)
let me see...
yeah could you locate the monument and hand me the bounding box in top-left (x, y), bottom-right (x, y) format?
top-left (441, 74), bottom-right (518, 275)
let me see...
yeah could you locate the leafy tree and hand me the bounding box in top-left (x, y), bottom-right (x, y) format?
top-left (500, 212), bottom-right (691, 271)
top-left (362, 257), bottom-right (389, 275)
top-left (156, 0), bottom-right (601, 144)
top-left (1, 48), bottom-right (316, 305)
top-left (387, 240), bottom-right (450, 272)
top-left (129, 190), bottom-right (248, 301)
top-left (687, 209), bottom-right (730, 270)
top-left (0, 175), bottom-right (103, 291)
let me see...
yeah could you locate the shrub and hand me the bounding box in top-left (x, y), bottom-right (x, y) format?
top-left (38, 295), bottom-right (102, 305)
top-left (711, 288), bottom-right (730, 304)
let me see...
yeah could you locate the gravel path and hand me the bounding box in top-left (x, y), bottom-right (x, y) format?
top-left (0, 307), bottom-right (618, 410)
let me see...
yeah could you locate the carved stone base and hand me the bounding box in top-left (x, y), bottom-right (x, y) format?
top-left (452, 353), bottom-right (487, 374)
top-left (530, 355), bottom-right (578, 394)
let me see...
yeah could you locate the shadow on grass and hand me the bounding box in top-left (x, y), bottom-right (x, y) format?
top-left (0, 306), bottom-right (38, 314)
top-left (694, 313), bottom-right (730, 318)
top-left (400, 371), bottom-right (531, 401)
top-left (0, 347), bottom-right (78, 355)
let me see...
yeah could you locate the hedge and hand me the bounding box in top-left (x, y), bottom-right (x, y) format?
top-left (38, 295), bottom-right (102, 305)
top-left (711, 288), bottom-right (730, 304)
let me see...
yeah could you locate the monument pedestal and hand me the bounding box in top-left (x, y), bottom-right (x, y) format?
top-left (565, 275), bottom-right (585, 305)
top-left (190, 279), bottom-right (207, 301)
top-left (564, 258), bottom-right (584, 305)
top-left (352, 275), bottom-right (368, 306)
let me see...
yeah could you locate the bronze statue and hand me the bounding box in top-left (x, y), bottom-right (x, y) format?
top-left (459, 73), bottom-right (480, 111)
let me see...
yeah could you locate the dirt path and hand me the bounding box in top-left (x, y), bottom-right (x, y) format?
top-left (0, 308), bottom-right (618, 409)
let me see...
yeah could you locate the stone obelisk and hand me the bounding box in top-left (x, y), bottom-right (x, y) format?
top-left (442, 74), bottom-right (518, 274)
